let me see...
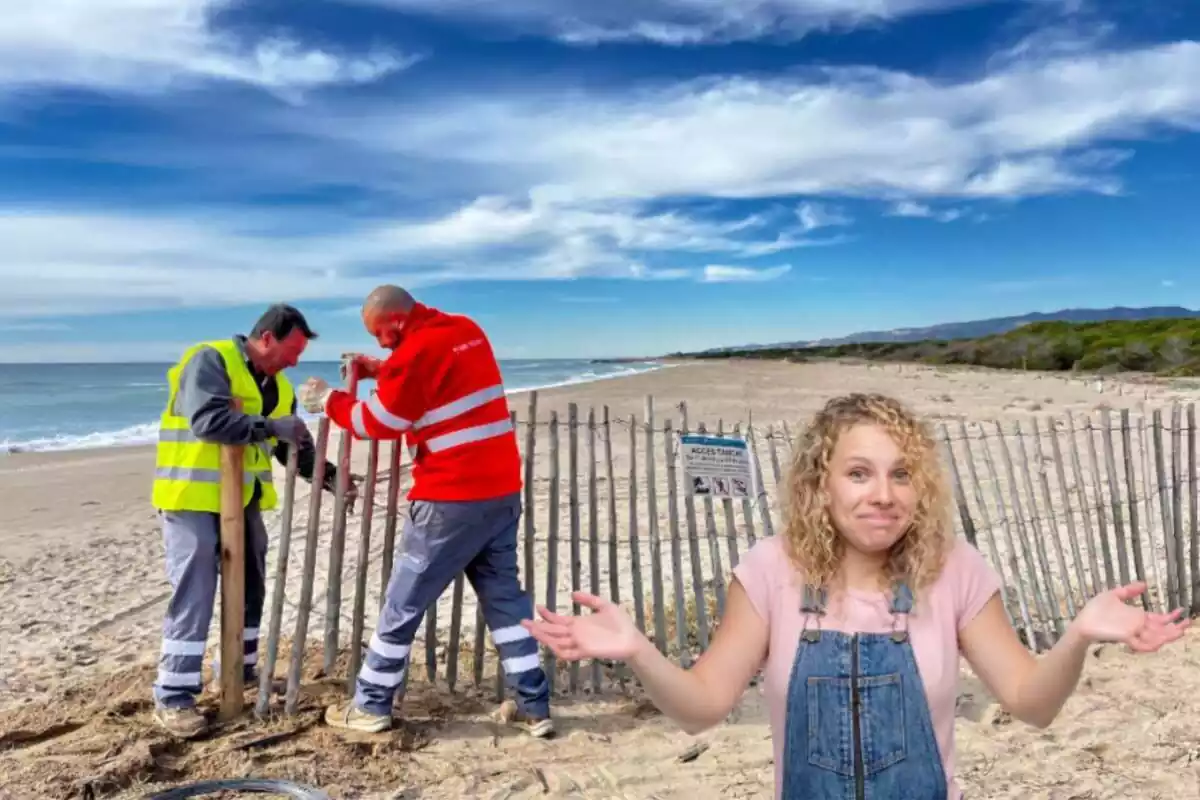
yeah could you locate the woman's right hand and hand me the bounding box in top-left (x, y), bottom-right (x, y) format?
top-left (522, 591), bottom-right (645, 662)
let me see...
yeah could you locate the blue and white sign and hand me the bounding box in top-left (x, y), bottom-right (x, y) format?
top-left (679, 434), bottom-right (755, 498)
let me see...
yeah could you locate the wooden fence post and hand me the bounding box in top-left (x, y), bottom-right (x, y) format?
top-left (218, 440), bottom-right (246, 722)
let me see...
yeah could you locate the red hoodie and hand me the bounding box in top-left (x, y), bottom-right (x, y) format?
top-left (324, 303), bottom-right (521, 502)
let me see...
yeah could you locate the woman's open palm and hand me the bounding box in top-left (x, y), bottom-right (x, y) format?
top-left (1076, 582), bottom-right (1191, 651)
top-left (521, 592), bottom-right (644, 662)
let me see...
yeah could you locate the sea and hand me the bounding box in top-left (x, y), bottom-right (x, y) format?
top-left (0, 359), bottom-right (664, 454)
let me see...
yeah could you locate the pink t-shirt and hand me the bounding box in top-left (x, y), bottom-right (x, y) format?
top-left (732, 535), bottom-right (1001, 799)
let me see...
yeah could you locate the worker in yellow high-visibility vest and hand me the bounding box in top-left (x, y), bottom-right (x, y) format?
top-left (150, 303), bottom-right (349, 738)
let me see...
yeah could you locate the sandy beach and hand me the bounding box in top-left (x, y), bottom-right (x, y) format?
top-left (3, 359), bottom-right (1200, 799)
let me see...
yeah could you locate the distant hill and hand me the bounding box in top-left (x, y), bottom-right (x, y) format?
top-left (684, 306), bottom-right (1200, 355)
top-left (681, 317), bottom-right (1200, 376)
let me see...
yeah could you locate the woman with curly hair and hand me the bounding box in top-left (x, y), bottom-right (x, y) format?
top-left (522, 393), bottom-right (1190, 799)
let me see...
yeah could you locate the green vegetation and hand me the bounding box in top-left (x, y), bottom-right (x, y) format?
top-left (682, 318), bottom-right (1200, 376)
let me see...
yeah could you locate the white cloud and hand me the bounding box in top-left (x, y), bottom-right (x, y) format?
top-left (0, 1), bottom-right (413, 96)
top-left (701, 264), bottom-right (792, 283)
top-left (0, 198), bottom-right (817, 317)
top-left (341, 0), bottom-right (1005, 45)
top-left (325, 40), bottom-right (1200, 204)
top-left (796, 201), bottom-right (853, 232)
top-left (887, 200), bottom-right (966, 222)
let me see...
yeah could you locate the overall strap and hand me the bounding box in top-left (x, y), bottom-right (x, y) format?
top-left (889, 581), bottom-right (914, 643)
top-left (799, 584), bottom-right (827, 642)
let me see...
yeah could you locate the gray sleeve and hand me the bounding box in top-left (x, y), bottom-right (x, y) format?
top-left (174, 346), bottom-right (273, 445)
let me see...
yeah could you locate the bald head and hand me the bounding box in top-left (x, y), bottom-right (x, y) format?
top-left (363, 284), bottom-right (415, 316)
top-left (362, 285), bottom-right (417, 351)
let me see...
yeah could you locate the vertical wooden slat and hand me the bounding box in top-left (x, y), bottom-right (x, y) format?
top-left (747, 422), bottom-right (775, 537)
top-left (587, 408), bottom-right (601, 693)
top-left (627, 414), bottom-right (646, 634)
top-left (423, 591), bottom-right (438, 684)
top-left (1153, 408), bottom-right (1179, 609)
top-left (679, 403), bottom-right (709, 651)
top-left (716, 420), bottom-right (740, 569)
top-left (347, 440), bottom-right (380, 692)
top-left (1083, 414), bottom-right (1116, 590)
top-left (766, 424), bottom-right (783, 487)
top-left (445, 572), bottom-right (465, 693)
top-left (324, 368), bottom-right (360, 674)
top-left (286, 418), bottom-right (330, 714)
top-left (697, 422), bottom-right (727, 619)
top-left (603, 407), bottom-right (624, 690)
top-left (1010, 421), bottom-right (1062, 632)
top-left (1031, 418), bottom-right (1076, 617)
top-left (665, 419), bottom-right (691, 665)
top-left (940, 426), bottom-right (978, 548)
top-left (1064, 411), bottom-right (1101, 598)
top-left (257, 447), bottom-right (298, 717)
top-left (1171, 403), bottom-right (1186, 611)
top-left (644, 397), bottom-right (668, 656)
top-left (994, 422), bottom-right (1056, 635)
top-left (976, 425), bottom-right (1040, 652)
top-left (1100, 407), bottom-right (1131, 589)
top-left (472, 604), bottom-right (485, 689)
top-left (1047, 418), bottom-right (1088, 607)
top-left (567, 403), bottom-right (581, 693)
top-left (1119, 410), bottom-right (1149, 611)
top-left (523, 393), bottom-right (538, 602)
top-left (1189, 404), bottom-right (1199, 616)
top-left (544, 410), bottom-right (560, 693)
top-left (1139, 416), bottom-right (1165, 611)
top-left (603, 408), bottom-right (620, 608)
top-left (956, 423), bottom-right (1031, 639)
top-left (733, 423), bottom-right (758, 550)
top-left (379, 441), bottom-right (403, 609)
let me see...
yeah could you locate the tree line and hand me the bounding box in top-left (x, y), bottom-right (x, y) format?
top-left (678, 318), bottom-right (1200, 376)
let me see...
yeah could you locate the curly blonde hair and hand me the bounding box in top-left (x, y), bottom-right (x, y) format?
top-left (781, 393), bottom-right (953, 594)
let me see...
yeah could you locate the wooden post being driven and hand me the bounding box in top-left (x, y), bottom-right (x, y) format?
top-left (218, 436), bottom-right (246, 721)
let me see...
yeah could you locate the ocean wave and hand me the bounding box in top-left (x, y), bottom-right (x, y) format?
top-left (0, 362), bottom-right (669, 454)
top-left (0, 422), bottom-right (160, 454)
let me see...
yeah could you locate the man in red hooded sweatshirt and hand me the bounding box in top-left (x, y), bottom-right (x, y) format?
top-left (298, 285), bottom-right (552, 738)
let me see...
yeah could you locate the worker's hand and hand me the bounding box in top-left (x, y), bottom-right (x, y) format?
top-left (341, 353), bottom-right (383, 381)
top-left (267, 416), bottom-right (311, 446)
top-left (298, 377), bottom-right (331, 414)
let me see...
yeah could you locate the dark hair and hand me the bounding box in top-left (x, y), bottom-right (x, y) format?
top-left (250, 303), bottom-right (318, 341)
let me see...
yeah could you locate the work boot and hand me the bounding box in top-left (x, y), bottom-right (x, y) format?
top-left (495, 699), bottom-right (555, 739)
top-left (323, 701), bottom-right (392, 733)
top-left (154, 706), bottom-right (209, 739)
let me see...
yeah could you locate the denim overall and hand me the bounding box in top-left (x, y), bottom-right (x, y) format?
top-left (780, 581), bottom-right (948, 800)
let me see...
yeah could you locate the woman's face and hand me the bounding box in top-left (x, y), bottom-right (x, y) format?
top-left (826, 422), bottom-right (917, 556)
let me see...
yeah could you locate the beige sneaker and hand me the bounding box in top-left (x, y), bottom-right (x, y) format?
top-left (495, 699), bottom-right (555, 739)
top-left (324, 701), bottom-right (392, 733)
top-left (154, 706), bottom-right (209, 738)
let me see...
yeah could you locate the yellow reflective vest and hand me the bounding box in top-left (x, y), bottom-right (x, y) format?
top-left (151, 339), bottom-right (296, 513)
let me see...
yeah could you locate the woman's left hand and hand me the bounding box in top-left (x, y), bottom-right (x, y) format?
top-left (1074, 581), bottom-right (1191, 651)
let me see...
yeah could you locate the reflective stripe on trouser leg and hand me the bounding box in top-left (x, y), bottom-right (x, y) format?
top-left (154, 510), bottom-right (219, 709)
top-left (465, 494), bottom-right (550, 719)
top-left (353, 500), bottom-right (488, 716)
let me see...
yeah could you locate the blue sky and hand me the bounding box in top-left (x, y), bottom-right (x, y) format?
top-left (1, 0), bottom-right (1198, 362)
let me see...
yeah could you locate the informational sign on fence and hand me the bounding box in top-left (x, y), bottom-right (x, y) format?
top-left (679, 434), bottom-right (755, 498)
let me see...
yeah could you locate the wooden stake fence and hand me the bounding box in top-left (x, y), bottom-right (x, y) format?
top-left (230, 393), bottom-right (1200, 721)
